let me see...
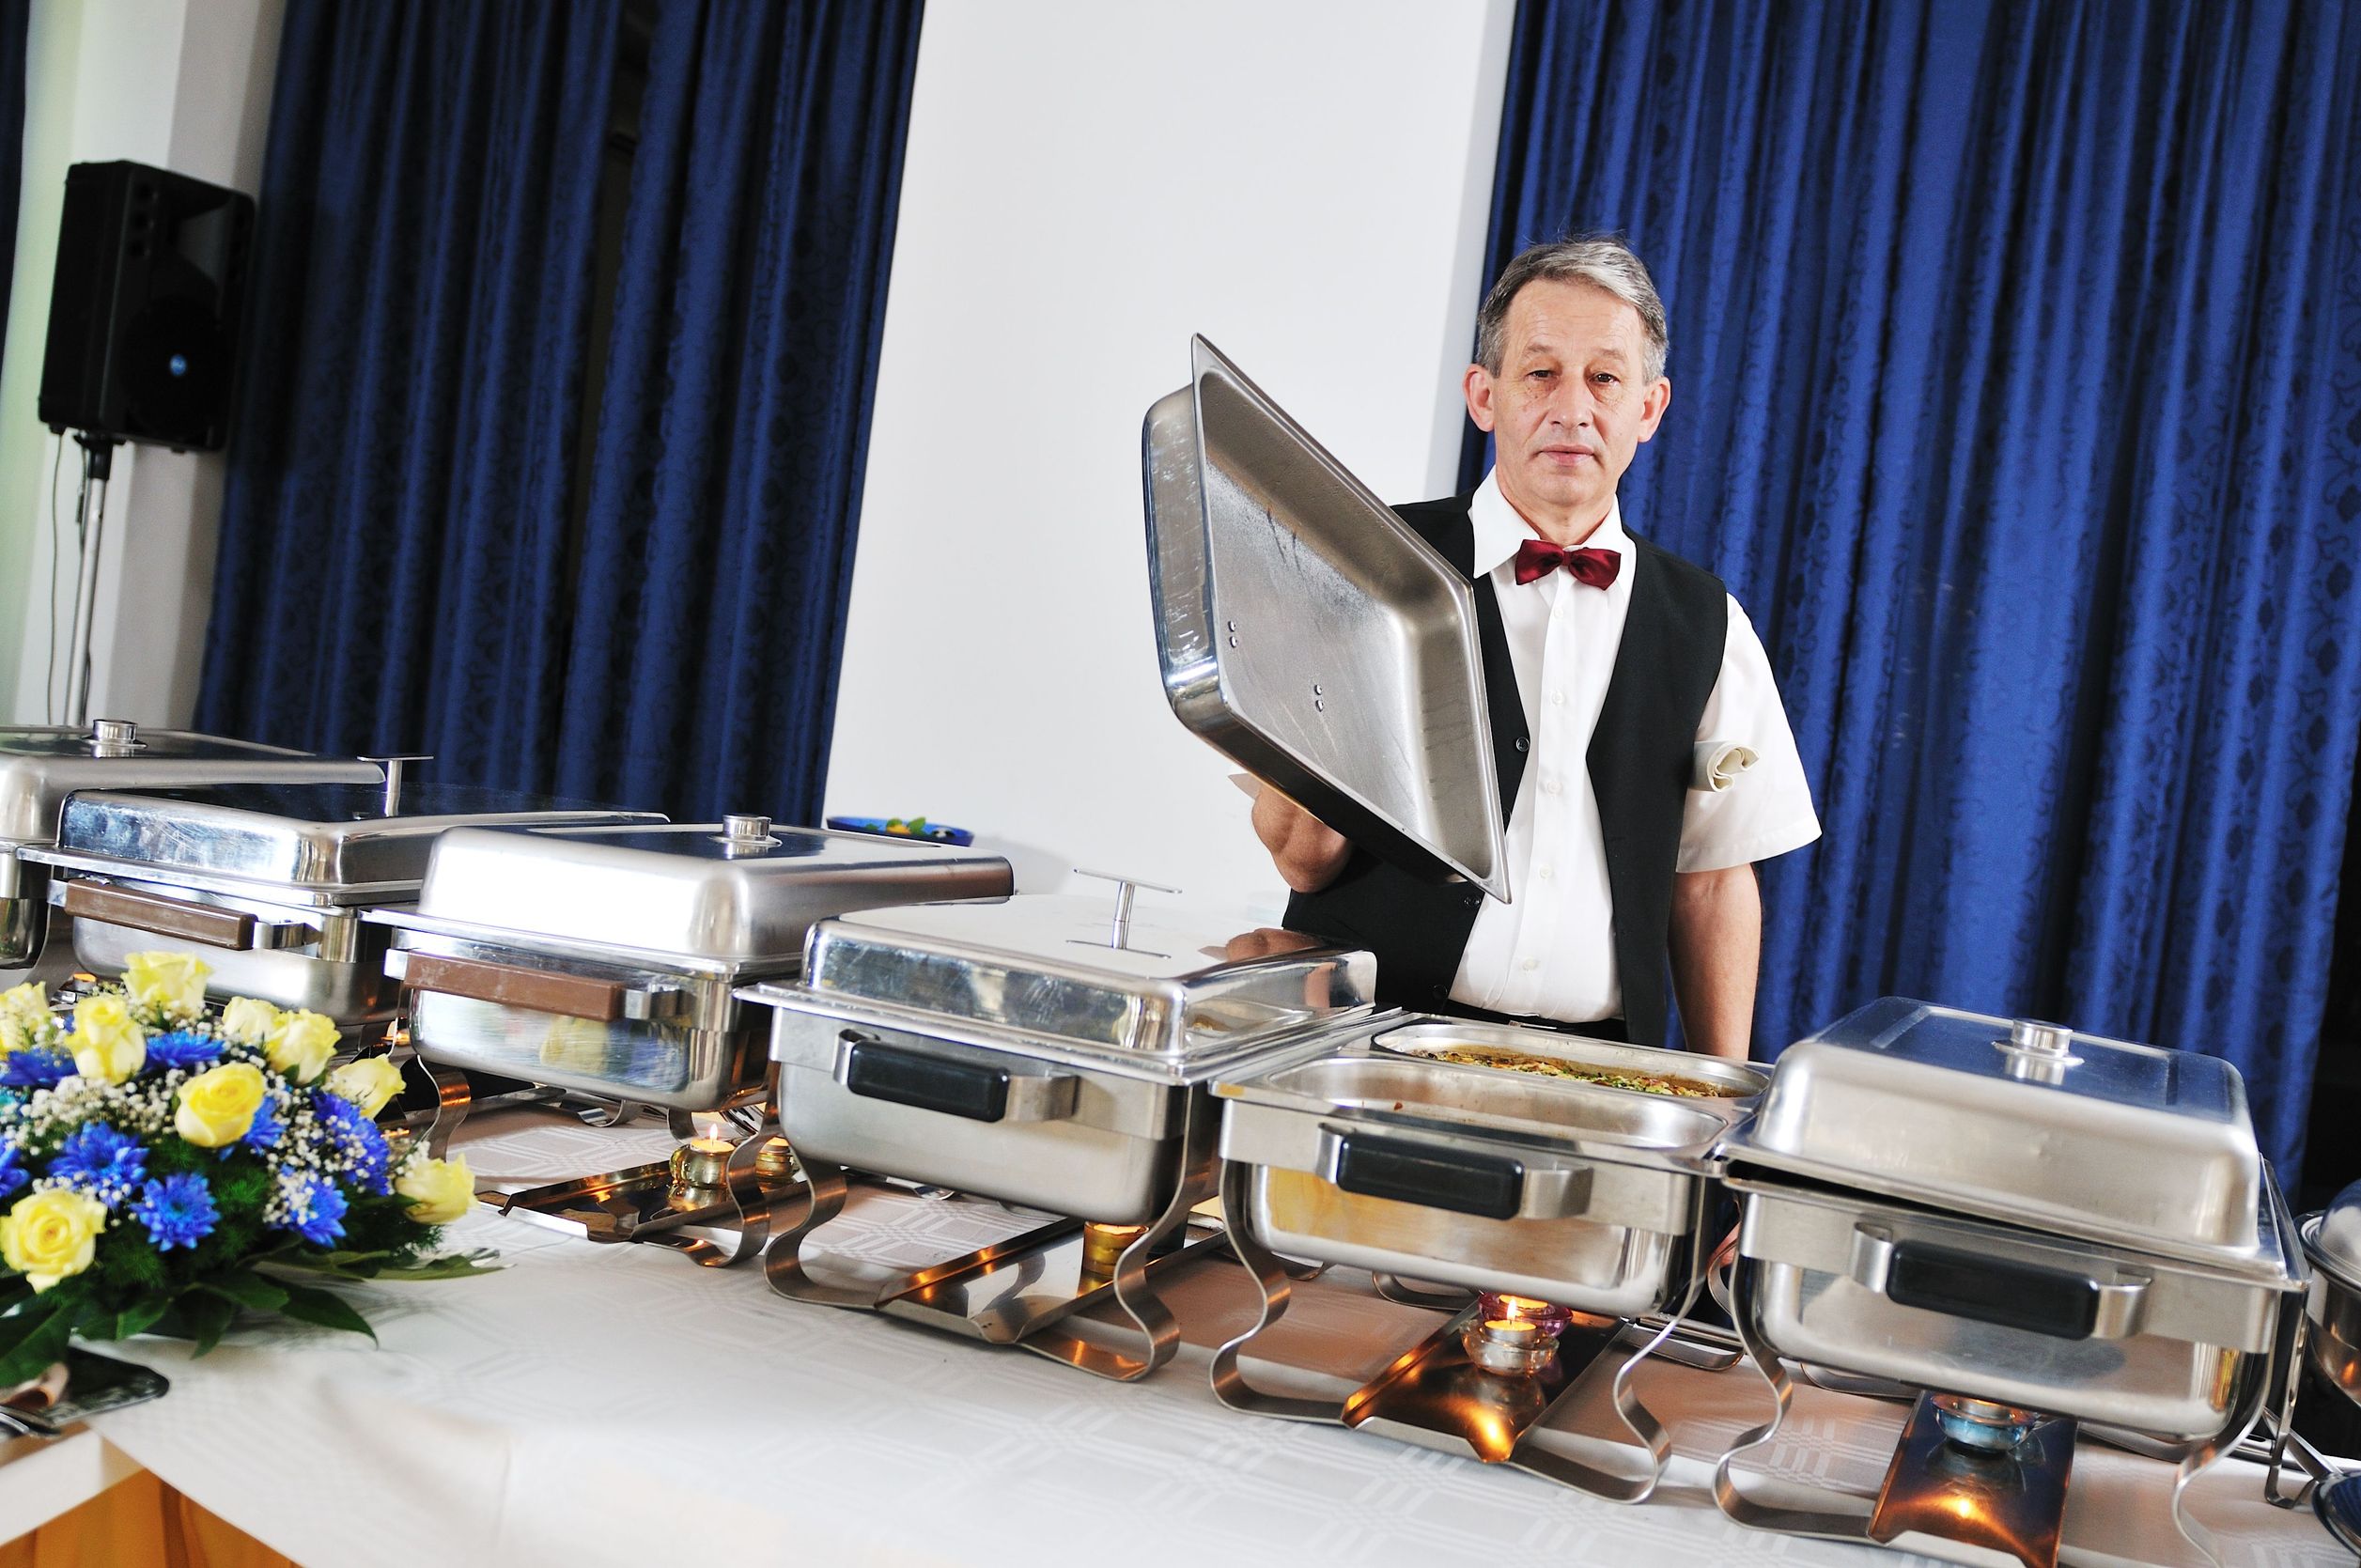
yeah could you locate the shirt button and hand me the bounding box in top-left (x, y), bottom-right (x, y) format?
top-left (1537, 865), bottom-right (1554, 880)
top-left (1462, 892), bottom-right (1483, 909)
top-left (1519, 957), bottom-right (1539, 971)
top-left (1543, 777), bottom-right (1561, 796)
top-left (1549, 690), bottom-right (1565, 706)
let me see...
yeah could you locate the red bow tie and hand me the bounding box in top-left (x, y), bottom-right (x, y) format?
top-left (1513, 538), bottom-right (1622, 588)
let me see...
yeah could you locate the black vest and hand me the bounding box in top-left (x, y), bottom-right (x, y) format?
top-left (1282, 494), bottom-right (1728, 1047)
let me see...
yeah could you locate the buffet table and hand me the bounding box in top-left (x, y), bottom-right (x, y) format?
top-left (26, 1110), bottom-right (2346, 1568)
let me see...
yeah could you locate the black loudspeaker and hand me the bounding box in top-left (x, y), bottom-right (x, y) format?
top-left (38, 161), bottom-right (256, 452)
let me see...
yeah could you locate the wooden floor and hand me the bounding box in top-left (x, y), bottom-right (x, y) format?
top-left (0, 1471), bottom-right (292, 1568)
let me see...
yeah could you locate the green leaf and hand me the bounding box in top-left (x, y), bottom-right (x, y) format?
top-left (272, 1281), bottom-right (375, 1342)
top-left (178, 1290), bottom-right (238, 1357)
top-left (0, 1294), bottom-right (69, 1360)
top-left (200, 1271), bottom-right (289, 1313)
top-left (0, 1304), bottom-right (76, 1387)
top-left (357, 1250), bottom-right (501, 1281)
top-left (111, 1296), bottom-right (173, 1341)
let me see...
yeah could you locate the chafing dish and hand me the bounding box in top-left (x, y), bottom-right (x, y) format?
top-left (23, 778), bottom-right (659, 1037)
top-left (1143, 335), bottom-right (1506, 896)
top-left (0, 721), bottom-right (378, 983)
top-left (1206, 1017), bottom-right (1765, 1501)
top-left (372, 815), bottom-right (1013, 1127)
top-left (739, 884), bottom-right (1376, 1379)
top-left (2279, 1185), bottom-right (2361, 1550)
top-left (1714, 998), bottom-right (2306, 1568)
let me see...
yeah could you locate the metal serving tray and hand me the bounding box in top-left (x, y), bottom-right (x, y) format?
top-left (1214, 1018), bottom-right (1730, 1312)
top-left (29, 783), bottom-right (660, 1027)
top-left (1731, 997), bottom-right (2268, 1266)
top-left (1371, 1019), bottom-right (1767, 1117)
top-left (801, 893), bottom-right (1375, 1079)
top-left (0, 722), bottom-right (379, 970)
top-left (1727, 1165), bottom-right (2302, 1443)
top-left (1143, 336), bottom-right (1506, 897)
top-left (377, 819), bottom-right (1014, 1111)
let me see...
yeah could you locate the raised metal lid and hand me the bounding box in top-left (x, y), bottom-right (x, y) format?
top-left (32, 782), bottom-right (662, 904)
top-left (1731, 997), bottom-right (2265, 1261)
top-left (798, 891), bottom-right (1376, 1065)
top-left (0, 722), bottom-right (379, 849)
top-left (1144, 336), bottom-right (1508, 899)
top-left (390, 821), bottom-right (1016, 968)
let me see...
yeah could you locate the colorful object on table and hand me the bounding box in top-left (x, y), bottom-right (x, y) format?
top-left (825, 815), bottom-right (975, 846)
top-left (0, 954), bottom-right (494, 1384)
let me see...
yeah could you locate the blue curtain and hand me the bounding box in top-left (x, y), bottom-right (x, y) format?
top-left (1478, 0), bottom-right (2361, 1182)
top-left (194, 0), bottom-right (621, 786)
top-left (197, 0), bottom-right (924, 828)
top-left (0, 0), bottom-right (28, 376)
top-left (552, 0), bottom-right (922, 823)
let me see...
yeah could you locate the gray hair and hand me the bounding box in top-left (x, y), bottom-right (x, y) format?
top-left (1474, 235), bottom-right (1669, 382)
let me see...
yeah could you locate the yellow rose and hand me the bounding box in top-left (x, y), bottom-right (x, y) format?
top-left (0, 1188), bottom-right (107, 1291)
top-left (264, 1010), bottom-right (339, 1083)
top-left (175, 1062), bottom-right (268, 1147)
top-left (68, 995), bottom-right (146, 1083)
top-left (0, 982), bottom-right (49, 1052)
top-left (395, 1154), bottom-right (475, 1224)
top-left (123, 951), bottom-right (212, 1022)
top-left (324, 1055), bottom-right (404, 1118)
top-left (219, 997), bottom-right (282, 1047)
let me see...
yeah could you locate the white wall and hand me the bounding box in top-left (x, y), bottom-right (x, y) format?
top-left (0, 0), bottom-right (283, 731)
top-left (827, 0), bottom-right (1516, 928)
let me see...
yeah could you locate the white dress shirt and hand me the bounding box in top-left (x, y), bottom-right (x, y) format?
top-left (1448, 471), bottom-right (1821, 1023)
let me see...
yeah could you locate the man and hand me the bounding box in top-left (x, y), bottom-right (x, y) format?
top-left (1252, 237), bottom-right (1818, 1060)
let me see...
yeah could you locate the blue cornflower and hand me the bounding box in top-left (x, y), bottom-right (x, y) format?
top-left (0, 1138), bottom-right (24, 1200)
top-left (310, 1090), bottom-right (392, 1194)
top-left (0, 1047), bottom-right (74, 1089)
top-left (241, 1093), bottom-right (286, 1152)
top-left (132, 1172), bottom-right (218, 1250)
top-left (286, 1176), bottom-right (347, 1247)
top-left (51, 1122), bottom-right (148, 1208)
top-left (144, 1031), bottom-right (223, 1072)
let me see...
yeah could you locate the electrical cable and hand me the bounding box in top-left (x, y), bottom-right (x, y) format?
top-left (43, 433), bottom-right (64, 725)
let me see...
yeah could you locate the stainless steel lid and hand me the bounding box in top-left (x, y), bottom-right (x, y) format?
top-left (0, 722), bottom-right (379, 849)
top-left (2307, 1183), bottom-right (2361, 1293)
top-left (1731, 997), bottom-right (2266, 1262)
top-left (28, 782), bottom-right (663, 905)
top-left (1143, 336), bottom-right (1507, 899)
top-left (798, 892), bottom-right (1376, 1067)
top-left (382, 819), bottom-right (1015, 970)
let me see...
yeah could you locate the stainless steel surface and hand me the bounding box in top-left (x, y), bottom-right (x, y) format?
top-left (2308, 1184), bottom-right (2361, 1294)
top-left (0, 724), bottom-right (374, 850)
top-left (1728, 1166), bottom-right (2299, 1442)
top-left (384, 825), bottom-right (1009, 1111)
top-left (33, 782), bottom-right (660, 904)
top-left (404, 822), bottom-right (1013, 966)
top-left (1143, 334), bottom-right (1506, 897)
top-left (800, 892), bottom-right (1375, 1071)
top-left (1214, 1020), bottom-right (1723, 1314)
top-left (0, 726), bottom-right (377, 970)
top-left (2301, 1210), bottom-right (2361, 1408)
top-left (1732, 996), bottom-right (2268, 1263)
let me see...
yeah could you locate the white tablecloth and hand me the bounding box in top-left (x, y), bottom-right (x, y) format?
top-left (61, 1110), bottom-right (2347, 1568)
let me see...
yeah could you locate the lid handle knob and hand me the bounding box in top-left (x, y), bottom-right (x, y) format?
top-left (2009, 1019), bottom-right (2074, 1057)
top-left (356, 754), bottom-right (433, 815)
top-left (720, 814), bottom-right (777, 852)
top-left (88, 718), bottom-right (141, 755)
top-left (1070, 867), bottom-right (1181, 948)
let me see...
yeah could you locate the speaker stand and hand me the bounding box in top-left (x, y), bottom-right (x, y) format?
top-left (64, 432), bottom-right (120, 728)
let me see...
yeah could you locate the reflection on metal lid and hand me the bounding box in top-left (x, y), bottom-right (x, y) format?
top-left (1144, 335), bottom-right (1507, 899)
top-left (0, 728), bottom-right (378, 850)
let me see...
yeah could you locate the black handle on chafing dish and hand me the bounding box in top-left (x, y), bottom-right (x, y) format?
top-left (840, 1034), bottom-right (1009, 1123)
top-left (1333, 1133), bottom-right (1524, 1221)
top-left (1884, 1241), bottom-right (2101, 1340)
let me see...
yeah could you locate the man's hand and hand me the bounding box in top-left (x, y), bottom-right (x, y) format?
top-left (1250, 785), bottom-right (1351, 893)
top-left (1667, 863), bottom-right (1761, 1060)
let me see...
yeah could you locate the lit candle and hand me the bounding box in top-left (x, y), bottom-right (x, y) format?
top-left (669, 1136), bottom-right (734, 1189)
top-left (1080, 1222), bottom-right (1149, 1276)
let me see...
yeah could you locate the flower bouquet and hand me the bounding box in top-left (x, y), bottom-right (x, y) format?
top-left (0, 953), bottom-right (492, 1385)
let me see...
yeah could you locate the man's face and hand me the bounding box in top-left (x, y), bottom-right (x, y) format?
top-left (1464, 278), bottom-right (1671, 540)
